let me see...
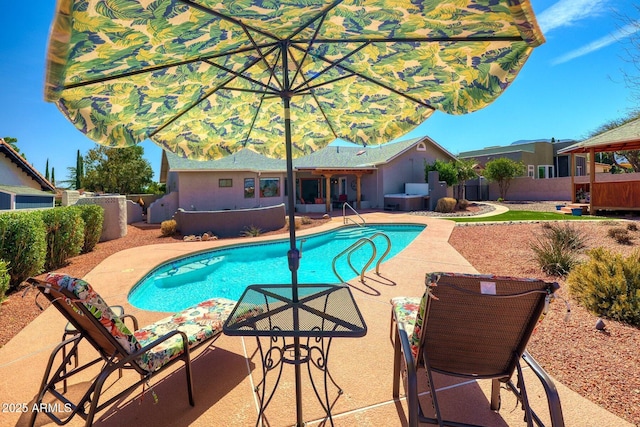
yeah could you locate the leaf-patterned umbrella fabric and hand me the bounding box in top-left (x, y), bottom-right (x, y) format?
top-left (45, 0), bottom-right (544, 161)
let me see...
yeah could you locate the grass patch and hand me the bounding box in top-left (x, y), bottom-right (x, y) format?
top-left (449, 210), bottom-right (611, 223)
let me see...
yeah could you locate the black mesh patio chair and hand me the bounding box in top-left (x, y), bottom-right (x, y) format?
top-left (390, 272), bottom-right (565, 427)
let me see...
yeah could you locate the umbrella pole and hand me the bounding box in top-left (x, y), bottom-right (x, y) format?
top-left (283, 93), bottom-right (304, 426)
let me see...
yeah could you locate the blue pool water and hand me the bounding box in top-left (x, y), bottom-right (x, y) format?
top-left (129, 224), bottom-right (425, 311)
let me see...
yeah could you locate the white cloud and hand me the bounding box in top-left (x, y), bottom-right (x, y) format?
top-left (552, 23), bottom-right (640, 64)
top-left (537, 0), bottom-right (609, 33)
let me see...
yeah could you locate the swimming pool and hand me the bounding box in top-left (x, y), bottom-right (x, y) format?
top-left (129, 223), bottom-right (425, 311)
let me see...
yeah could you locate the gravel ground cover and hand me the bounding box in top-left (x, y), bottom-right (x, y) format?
top-left (1, 205), bottom-right (639, 425)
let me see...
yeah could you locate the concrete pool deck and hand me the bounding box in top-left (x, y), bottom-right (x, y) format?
top-left (0, 212), bottom-right (632, 427)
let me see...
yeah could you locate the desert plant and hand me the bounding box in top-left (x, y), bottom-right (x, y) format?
top-left (41, 207), bottom-right (85, 271)
top-left (627, 222), bottom-right (638, 232)
top-left (567, 248), bottom-right (640, 326)
top-left (160, 219), bottom-right (177, 237)
top-left (301, 216), bottom-right (312, 225)
top-left (456, 199), bottom-right (469, 210)
top-left (435, 197), bottom-right (456, 213)
top-left (240, 225), bottom-right (263, 237)
top-left (286, 217), bottom-right (301, 230)
top-left (530, 223), bottom-right (586, 276)
top-left (0, 259), bottom-right (9, 302)
top-left (72, 204), bottom-right (104, 253)
top-left (0, 211), bottom-right (46, 289)
top-left (607, 227), bottom-right (633, 245)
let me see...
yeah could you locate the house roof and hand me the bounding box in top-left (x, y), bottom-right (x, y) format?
top-left (293, 136), bottom-right (456, 169)
top-left (0, 184), bottom-right (56, 197)
top-left (559, 118), bottom-right (640, 154)
top-left (0, 139), bottom-right (55, 192)
top-left (161, 136), bottom-right (454, 178)
top-left (164, 148), bottom-right (287, 173)
top-left (459, 139), bottom-right (579, 159)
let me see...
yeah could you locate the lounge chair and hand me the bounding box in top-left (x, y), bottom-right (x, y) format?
top-left (390, 272), bottom-right (565, 427)
top-left (26, 273), bottom-right (238, 427)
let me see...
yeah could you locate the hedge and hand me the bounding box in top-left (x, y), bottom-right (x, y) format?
top-left (0, 211), bottom-right (47, 290)
top-left (41, 207), bottom-right (85, 271)
top-left (71, 204), bottom-right (104, 253)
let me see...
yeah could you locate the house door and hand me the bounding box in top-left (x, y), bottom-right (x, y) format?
top-left (339, 177), bottom-right (347, 195)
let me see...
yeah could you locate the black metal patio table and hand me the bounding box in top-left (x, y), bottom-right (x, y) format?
top-left (223, 283), bottom-right (367, 427)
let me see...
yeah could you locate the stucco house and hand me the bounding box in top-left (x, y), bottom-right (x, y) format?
top-left (458, 139), bottom-right (586, 179)
top-left (150, 136), bottom-right (456, 223)
top-left (0, 138), bottom-right (55, 210)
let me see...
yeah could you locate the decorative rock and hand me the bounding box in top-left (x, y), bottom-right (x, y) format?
top-left (595, 318), bottom-right (606, 331)
top-left (322, 214), bottom-right (330, 219)
top-left (202, 233), bottom-right (210, 241)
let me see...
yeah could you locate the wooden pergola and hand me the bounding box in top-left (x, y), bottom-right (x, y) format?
top-left (300, 168), bottom-right (374, 211)
top-left (559, 119), bottom-right (640, 213)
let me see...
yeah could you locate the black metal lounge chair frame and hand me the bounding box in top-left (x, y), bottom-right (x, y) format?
top-left (391, 273), bottom-right (565, 427)
top-left (26, 277), bottom-right (223, 427)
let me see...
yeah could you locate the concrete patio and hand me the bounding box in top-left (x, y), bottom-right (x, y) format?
top-left (0, 212), bottom-right (632, 427)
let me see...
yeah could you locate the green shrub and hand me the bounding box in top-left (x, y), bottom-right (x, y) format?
top-left (435, 197), bottom-right (456, 213)
top-left (607, 227), bottom-right (633, 245)
top-left (41, 207), bottom-right (85, 271)
top-left (0, 211), bottom-right (46, 289)
top-left (72, 204), bottom-right (104, 253)
top-left (160, 219), bottom-right (177, 236)
top-left (530, 223), bottom-right (586, 276)
top-left (240, 225), bottom-right (263, 237)
top-left (567, 248), bottom-right (640, 326)
top-left (0, 259), bottom-right (9, 301)
top-left (456, 199), bottom-right (469, 210)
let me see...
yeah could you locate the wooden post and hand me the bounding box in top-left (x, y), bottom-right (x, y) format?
top-left (589, 148), bottom-right (595, 213)
top-left (356, 174), bottom-right (362, 209)
top-left (324, 174), bottom-right (332, 212)
top-left (570, 153), bottom-right (575, 203)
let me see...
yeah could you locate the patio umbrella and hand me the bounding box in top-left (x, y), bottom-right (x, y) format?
top-left (44, 0), bottom-right (544, 422)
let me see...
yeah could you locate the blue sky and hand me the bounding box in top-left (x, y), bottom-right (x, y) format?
top-left (1, 0), bottom-right (639, 183)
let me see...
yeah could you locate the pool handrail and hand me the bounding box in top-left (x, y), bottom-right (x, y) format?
top-left (342, 202), bottom-right (365, 227)
top-left (332, 232), bottom-right (392, 283)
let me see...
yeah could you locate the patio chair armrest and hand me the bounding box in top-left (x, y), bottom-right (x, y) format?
top-left (120, 313), bottom-right (139, 331)
top-left (522, 350), bottom-right (565, 427)
top-left (393, 322), bottom-right (420, 427)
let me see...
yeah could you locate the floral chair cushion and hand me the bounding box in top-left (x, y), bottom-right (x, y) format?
top-left (391, 295), bottom-right (425, 360)
top-left (45, 273), bottom-right (238, 372)
top-left (134, 298), bottom-right (237, 372)
top-left (45, 273), bottom-right (139, 353)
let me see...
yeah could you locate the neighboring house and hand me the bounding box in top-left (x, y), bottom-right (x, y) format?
top-left (152, 136), bottom-right (455, 222)
top-left (0, 138), bottom-right (55, 210)
top-left (458, 139), bottom-right (586, 179)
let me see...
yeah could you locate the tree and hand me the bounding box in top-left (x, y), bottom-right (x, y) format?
top-left (425, 158), bottom-right (478, 201)
top-left (82, 145), bottom-right (153, 194)
top-left (51, 168), bottom-right (55, 186)
top-left (45, 159), bottom-right (50, 181)
top-left (483, 158), bottom-right (525, 200)
top-left (454, 158), bottom-right (477, 201)
top-left (76, 150), bottom-right (84, 190)
top-left (2, 137), bottom-right (26, 159)
top-left (425, 159), bottom-right (458, 187)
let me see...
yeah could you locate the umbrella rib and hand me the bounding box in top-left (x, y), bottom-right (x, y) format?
top-left (177, 0), bottom-right (280, 43)
top-left (296, 35), bottom-right (525, 44)
top-left (287, 0), bottom-right (344, 41)
top-left (293, 44), bottom-right (436, 111)
top-left (290, 42), bottom-right (368, 93)
top-left (149, 52), bottom-right (280, 139)
top-left (290, 13), bottom-right (327, 90)
top-left (241, 27), bottom-right (284, 91)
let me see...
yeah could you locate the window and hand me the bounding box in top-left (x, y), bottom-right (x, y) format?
top-left (537, 165), bottom-right (554, 179)
top-left (219, 178), bottom-right (232, 187)
top-left (259, 178), bottom-right (280, 197)
top-left (244, 178), bottom-right (255, 198)
top-left (527, 165), bottom-right (534, 178)
top-left (416, 142), bottom-right (426, 152)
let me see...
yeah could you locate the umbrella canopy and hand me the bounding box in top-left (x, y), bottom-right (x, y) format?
top-left (45, 0), bottom-right (544, 160)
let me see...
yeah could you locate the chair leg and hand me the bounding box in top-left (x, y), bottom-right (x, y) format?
top-left (490, 379), bottom-right (501, 410)
top-left (392, 328), bottom-right (401, 398)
